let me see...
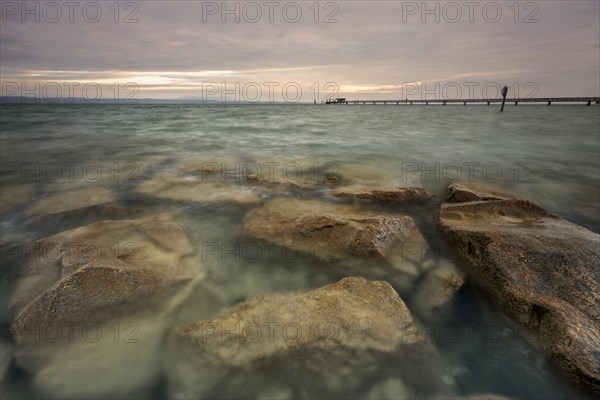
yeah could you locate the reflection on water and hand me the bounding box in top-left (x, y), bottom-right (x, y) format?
top-left (1, 104), bottom-right (598, 399)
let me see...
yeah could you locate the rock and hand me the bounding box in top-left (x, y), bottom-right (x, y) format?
top-left (245, 175), bottom-right (318, 193)
top-left (445, 182), bottom-right (512, 203)
top-left (135, 172), bottom-right (261, 206)
top-left (366, 378), bottom-right (409, 400)
top-left (27, 186), bottom-right (119, 218)
top-left (412, 259), bottom-right (465, 320)
top-left (26, 273), bottom-right (206, 399)
top-left (381, 229), bottom-right (446, 293)
top-left (335, 163), bottom-right (417, 187)
top-left (242, 198), bottom-right (420, 264)
top-left (246, 173), bottom-right (261, 183)
top-left (171, 277), bottom-right (444, 397)
top-left (176, 276), bottom-right (425, 362)
top-left (436, 184), bottom-right (600, 394)
top-left (176, 156), bottom-right (238, 180)
top-left (323, 175), bottom-right (340, 186)
top-left (12, 265), bottom-right (164, 344)
top-left (10, 214), bottom-right (206, 345)
top-left (331, 186), bottom-right (434, 205)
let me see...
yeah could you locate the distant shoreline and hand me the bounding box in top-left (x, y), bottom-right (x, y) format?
top-left (1, 97), bottom-right (599, 106)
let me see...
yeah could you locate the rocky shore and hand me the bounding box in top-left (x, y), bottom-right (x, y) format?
top-left (437, 183), bottom-right (600, 395)
top-left (2, 163), bottom-right (598, 398)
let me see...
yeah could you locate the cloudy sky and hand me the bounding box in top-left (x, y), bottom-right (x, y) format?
top-left (1, 0), bottom-right (599, 101)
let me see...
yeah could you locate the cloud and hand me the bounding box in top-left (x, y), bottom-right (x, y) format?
top-left (1, 0), bottom-right (598, 99)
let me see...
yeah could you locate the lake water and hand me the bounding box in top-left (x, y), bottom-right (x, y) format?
top-left (1, 104), bottom-right (598, 399)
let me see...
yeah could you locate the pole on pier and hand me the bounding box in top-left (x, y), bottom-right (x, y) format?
top-left (500, 85), bottom-right (508, 111)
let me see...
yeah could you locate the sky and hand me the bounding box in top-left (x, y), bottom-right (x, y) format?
top-left (1, 0), bottom-right (599, 102)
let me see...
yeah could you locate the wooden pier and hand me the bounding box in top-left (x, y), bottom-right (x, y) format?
top-left (325, 97), bottom-right (600, 106)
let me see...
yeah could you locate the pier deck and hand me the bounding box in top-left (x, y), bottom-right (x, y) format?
top-left (325, 97), bottom-right (600, 106)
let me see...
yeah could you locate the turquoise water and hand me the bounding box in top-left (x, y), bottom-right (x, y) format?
top-left (1, 104), bottom-right (599, 399)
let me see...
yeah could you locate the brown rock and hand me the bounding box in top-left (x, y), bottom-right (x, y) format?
top-left (331, 186), bottom-right (434, 205)
top-left (412, 259), bottom-right (465, 319)
top-left (176, 156), bottom-right (237, 179)
top-left (135, 172), bottom-right (261, 205)
top-left (171, 277), bottom-right (444, 397)
top-left (27, 186), bottom-right (119, 218)
top-left (246, 173), bottom-right (261, 183)
top-left (11, 265), bottom-right (164, 344)
top-left (436, 184), bottom-right (600, 394)
top-left (242, 198), bottom-right (419, 263)
top-left (445, 182), bottom-right (513, 203)
top-left (10, 215), bottom-right (206, 345)
top-left (323, 175), bottom-right (340, 186)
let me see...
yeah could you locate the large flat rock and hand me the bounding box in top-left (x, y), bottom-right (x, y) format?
top-left (27, 186), bottom-right (119, 218)
top-left (134, 172), bottom-right (262, 205)
top-left (242, 198), bottom-right (420, 263)
top-left (436, 184), bottom-right (600, 394)
top-left (445, 182), bottom-right (513, 203)
top-left (171, 277), bottom-right (446, 397)
top-left (11, 215), bottom-right (206, 346)
top-left (330, 185), bottom-right (434, 205)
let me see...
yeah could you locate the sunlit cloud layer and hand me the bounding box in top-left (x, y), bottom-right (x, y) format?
top-left (1, 0), bottom-right (598, 101)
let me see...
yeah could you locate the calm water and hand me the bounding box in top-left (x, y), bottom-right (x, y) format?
top-left (1, 104), bottom-right (599, 399)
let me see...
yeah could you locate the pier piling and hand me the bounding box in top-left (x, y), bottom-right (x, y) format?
top-left (500, 85), bottom-right (508, 111)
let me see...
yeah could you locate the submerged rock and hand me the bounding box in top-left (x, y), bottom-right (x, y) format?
top-left (135, 172), bottom-right (261, 206)
top-left (244, 174), bottom-right (318, 194)
top-left (12, 265), bottom-right (164, 344)
top-left (436, 184), bottom-right (600, 394)
top-left (323, 175), bottom-right (340, 186)
top-left (27, 186), bottom-right (119, 218)
top-left (335, 162), bottom-right (419, 187)
top-left (412, 259), bottom-right (465, 320)
top-left (330, 186), bottom-right (434, 205)
top-left (242, 198), bottom-right (420, 264)
top-left (445, 182), bottom-right (513, 203)
top-left (11, 215), bottom-right (206, 346)
top-left (176, 156), bottom-right (239, 179)
top-left (171, 277), bottom-right (446, 397)
top-left (27, 273), bottom-right (206, 400)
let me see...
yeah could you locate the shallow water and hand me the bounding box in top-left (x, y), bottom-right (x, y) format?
top-left (1, 104), bottom-right (598, 399)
